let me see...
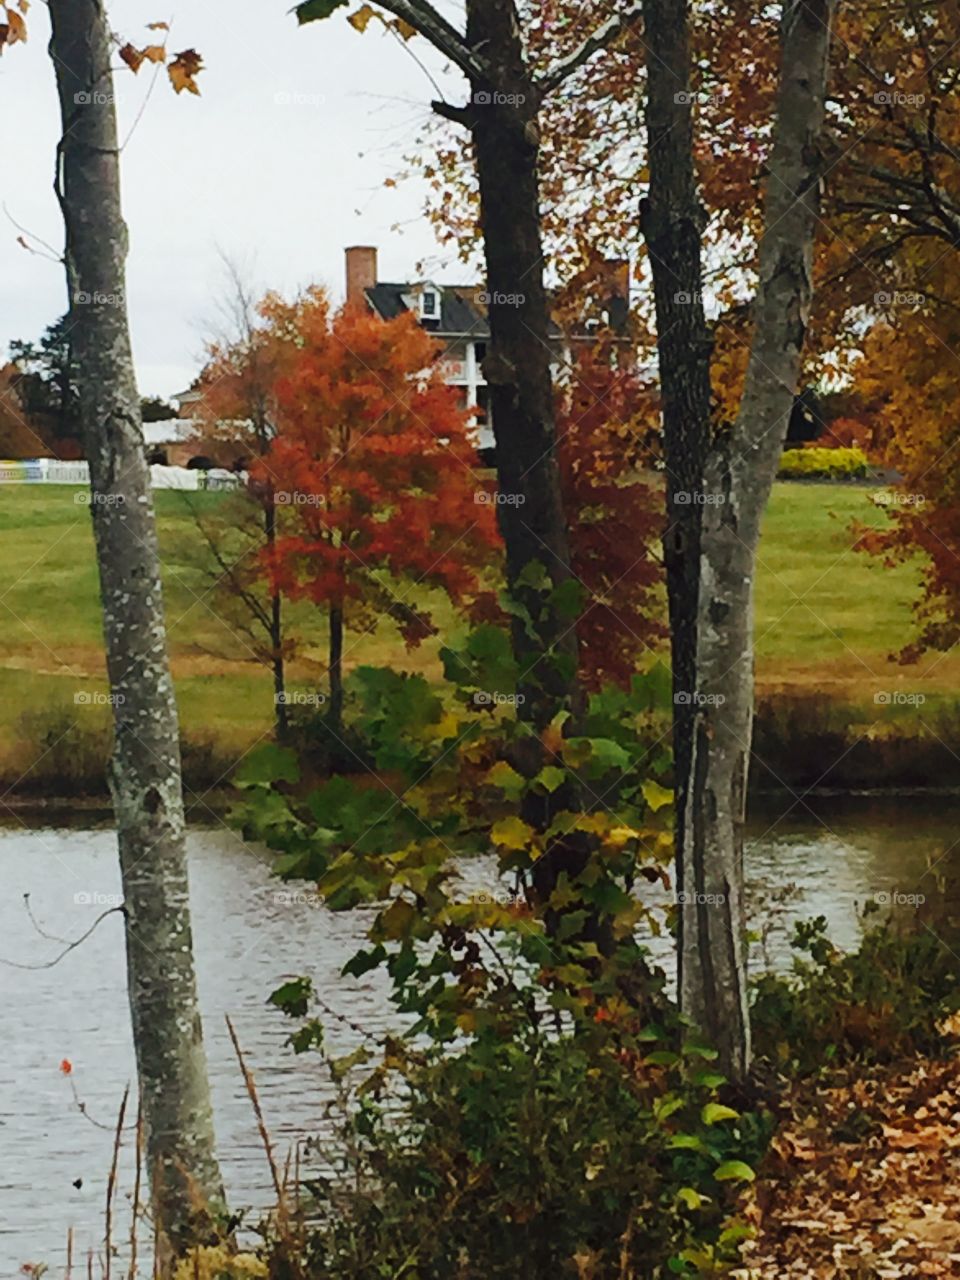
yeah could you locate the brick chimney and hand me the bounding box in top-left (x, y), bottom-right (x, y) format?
top-left (345, 245), bottom-right (377, 308)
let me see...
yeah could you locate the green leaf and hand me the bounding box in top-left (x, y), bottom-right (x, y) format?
top-left (288, 1019), bottom-right (325, 1054)
top-left (645, 1049), bottom-right (680, 1066)
top-left (549, 576), bottom-right (586, 620)
top-left (714, 1160), bottom-right (756, 1183)
top-left (268, 976), bottom-right (313, 1018)
top-left (484, 760), bottom-right (526, 801)
top-left (533, 765), bottom-right (567, 793)
top-left (701, 1102), bottom-right (740, 1125)
top-left (691, 1070), bottom-right (727, 1089)
top-left (667, 1134), bottom-right (710, 1153)
top-left (342, 945), bottom-right (387, 980)
top-left (295, 0), bottom-right (349, 23)
top-left (676, 1186), bottom-right (705, 1211)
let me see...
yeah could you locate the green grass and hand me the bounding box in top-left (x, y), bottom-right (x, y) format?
top-left (753, 484), bottom-right (925, 674)
top-left (0, 481), bottom-right (952, 792)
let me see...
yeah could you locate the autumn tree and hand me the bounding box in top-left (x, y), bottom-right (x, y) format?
top-left (6, 1), bottom-right (227, 1260)
top-left (254, 290), bottom-right (500, 736)
top-left (184, 266), bottom-right (303, 739)
top-left (555, 353), bottom-right (664, 691)
top-left (296, 1), bottom-right (641, 757)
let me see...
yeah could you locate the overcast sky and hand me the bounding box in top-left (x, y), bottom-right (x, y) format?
top-left (2, 0), bottom-right (475, 398)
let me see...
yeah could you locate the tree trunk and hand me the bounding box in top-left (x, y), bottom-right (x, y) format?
top-left (265, 500), bottom-right (288, 740)
top-left (328, 602), bottom-right (344, 735)
top-left (48, 0), bottom-right (225, 1256)
top-left (464, 0), bottom-right (580, 743)
top-left (640, 0), bottom-right (714, 1021)
top-left (642, 0), bottom-right (835, 1079)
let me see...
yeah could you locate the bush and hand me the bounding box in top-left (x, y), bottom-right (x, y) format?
top-left (752, 913), bottom-right (960, 1074)
top-left (777, 445), bottom-right (868, 479)
top-left (6, 704), bottom-right (110, 796)
top-left (267, 1008), bottom-right (763, 1278)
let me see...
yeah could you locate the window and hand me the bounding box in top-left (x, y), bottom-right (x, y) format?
top-left (420, 289), bottom-right (440, 321)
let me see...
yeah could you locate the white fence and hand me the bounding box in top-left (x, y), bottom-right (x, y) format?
top-left (0, 459), bottom-right (242, 491)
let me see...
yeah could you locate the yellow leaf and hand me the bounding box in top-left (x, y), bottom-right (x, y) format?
top-left (491, 816), bottom-right (534, 851)
top-left (641, 779), bottom-right (673, 813)
top-left (142, 44), bottom-right (167, 63)
top-left (348, 4), bottom-right (377, 32)
top-left (393, 17), bottom-right (417, 40)
top-left (146, 20), bottom-right (169, 30)
top-left (168, 47), bottom-right (203, 95)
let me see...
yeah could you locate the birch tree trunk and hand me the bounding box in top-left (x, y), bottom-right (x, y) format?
top-left (642, 0), bottom-right (836, 1079)
top-left (47, 0), bottom-right (225, 1255)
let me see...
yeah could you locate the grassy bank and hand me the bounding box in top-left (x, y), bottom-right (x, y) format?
top-left (0, 482), bottom-right (955, 797)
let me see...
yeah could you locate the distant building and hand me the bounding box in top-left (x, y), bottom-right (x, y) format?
top-left (345, 245), bottom-right (632, 453)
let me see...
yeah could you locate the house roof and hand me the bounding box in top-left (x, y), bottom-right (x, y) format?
top-left (365, 283), bottom-right (489, 337)
top-left (365, 283), bottom-right (568, 341)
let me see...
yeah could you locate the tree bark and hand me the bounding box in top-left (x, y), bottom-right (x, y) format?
top-left (640, 0), bottom-right (713, 1018)
top-left (464, 0), bottom-right (581, 742)
top-left (47, 0), bottom-right (225, 1256)
top-left (642, 0), bottom-right (836, 1079)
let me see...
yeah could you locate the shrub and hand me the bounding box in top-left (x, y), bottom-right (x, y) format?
top-left (7, 704), bottom-right (110, 796)
top-left (280, 1024), bottom-right (764, 1279)
top-left (752, 913), bottom-right (960, 1074)
top-left (777, 445), bottom-right (868, 479)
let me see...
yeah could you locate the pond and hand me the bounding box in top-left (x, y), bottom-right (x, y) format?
top-left (1, 796), bottom-right (955, 1273)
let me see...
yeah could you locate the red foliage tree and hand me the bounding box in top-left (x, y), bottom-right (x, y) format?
top-left (254, 291), bottom-right (500, 731)
top-left (556, 354), bottom-right (665, 691)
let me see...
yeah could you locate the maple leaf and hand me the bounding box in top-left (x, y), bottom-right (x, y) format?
top-left (168, 48), bottom-right (203, 95)
top-left (142, 45), bottom-right (167, 64)
top-left (119, 42), bottom-right (145, 73)
top-left (59, 1058), bottom-right (73, 1075)
top-left (146, 20), bottom-right (169, 30)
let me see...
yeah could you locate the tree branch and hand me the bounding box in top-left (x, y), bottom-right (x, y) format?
top-left (536, 3), bottom-right (643, 96)
top-left (363, 0), bottom-right (492, 83)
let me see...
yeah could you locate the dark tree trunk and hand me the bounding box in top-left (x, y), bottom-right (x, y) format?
top-left (265, 500), bottom-right (288, 740)
top-left (464, 0), bottom-right (580, 744)
top-left (640, 0), bottom-right (714, 998)
top-left (48, 0), bottom-right (225, 1257)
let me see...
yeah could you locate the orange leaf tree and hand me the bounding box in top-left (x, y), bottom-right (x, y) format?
top-left (253, 289), bottom-right (501, 733)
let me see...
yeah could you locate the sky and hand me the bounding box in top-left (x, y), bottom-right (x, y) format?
top-left (1, 0), bottom-right (476, 398)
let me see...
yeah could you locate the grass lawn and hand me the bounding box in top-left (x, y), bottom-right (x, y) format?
top-left (0, 481), bottom-right (953, 787)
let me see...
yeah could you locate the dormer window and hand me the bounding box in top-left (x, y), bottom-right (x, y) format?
top-left (420, 288), bottom-right (440, 321)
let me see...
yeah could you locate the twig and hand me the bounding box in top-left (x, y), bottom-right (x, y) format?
top-left (0, 906), bottom-right (124, 970)
top-left (66, 1225), bottom-right (74, 1280)
top-left (128, 1095), bottom-right (143, 1280)
top-left (105, 1086), bottom-right (130, 1280)
top-left (225, 1015), bottom-right (283, 1205)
